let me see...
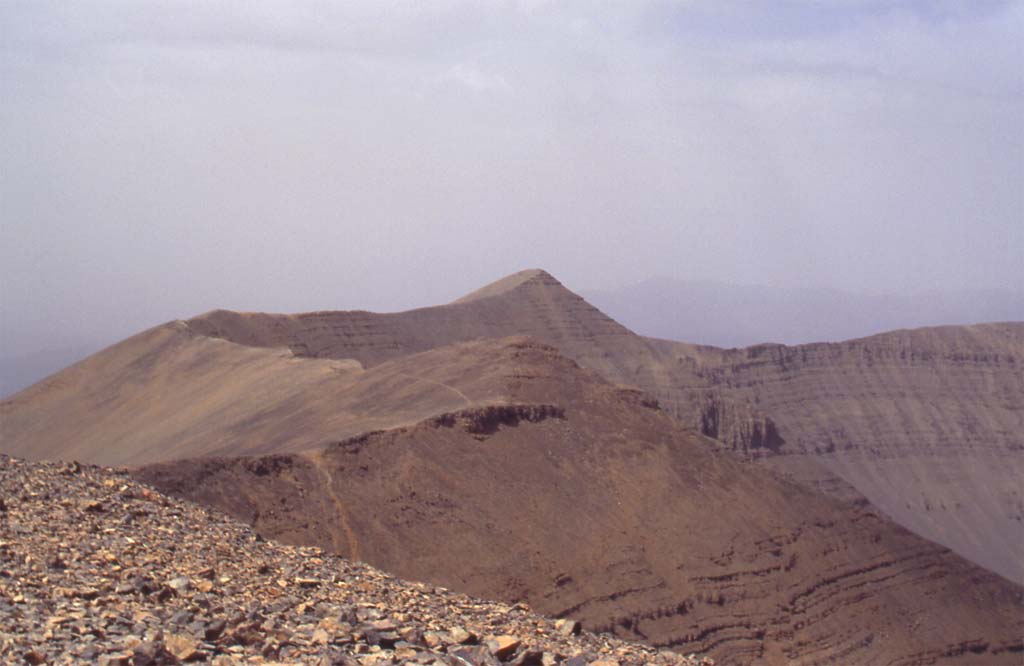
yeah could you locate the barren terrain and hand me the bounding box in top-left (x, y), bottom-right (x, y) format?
top-left (2, 269), bottom-right (1022, 664)
top-left (1, 454), bottom-right (701, 666)
top-left (131, 338), bottom-right (1023, 665)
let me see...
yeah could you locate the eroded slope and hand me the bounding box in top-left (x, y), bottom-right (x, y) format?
top-left (3, 270), bottom-right (1022, 584)
top-left (180, 272), bottom-right (1024, 582)
top-left (1, 455), bottom-right (704, 666)
top-left (0, 323), bottom-right (516, 466)
top-left (137, 338), bottom-right (1024, 666)
top-left (656, 324), bottom-right (1024, 583)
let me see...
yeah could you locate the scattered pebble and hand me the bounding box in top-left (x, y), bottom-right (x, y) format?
top-left (0, 455), bottom-right (711, 666)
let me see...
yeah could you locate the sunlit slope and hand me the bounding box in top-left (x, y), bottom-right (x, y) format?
top-left (138, 338), bottom-right (1024, 666)
top-left (182, 271), bottom-right (1024, 581)
top-left (2, 269), bottom-right (1021, 582)
top-left (0, 322), bottom-right (514, 466)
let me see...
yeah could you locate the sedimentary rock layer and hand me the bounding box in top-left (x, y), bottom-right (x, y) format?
top-left (137, 339), bottom-right (1024, 666)
top-left (176, 270), bottom-right (1024, 582)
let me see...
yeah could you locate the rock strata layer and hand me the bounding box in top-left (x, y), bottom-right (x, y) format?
top-left (137, 339), bottom-right (1024, 666)
top-left (3, 270), bottom-right (1020, 583)
top-left (179, 272), bottom-right (1024, 583)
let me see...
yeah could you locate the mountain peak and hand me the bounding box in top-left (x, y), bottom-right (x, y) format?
top-left (452, 269), bottom-right (561, 304)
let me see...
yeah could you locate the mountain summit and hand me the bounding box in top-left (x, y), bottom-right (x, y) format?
top-left (134, 335), bottom-right (1023, 665)
top-left (451, 268), bottom-right (558, 304)
top-left (1, 269), bottom-right (1022, 663)
top-left (2, 269), bottom-right (1021, 584)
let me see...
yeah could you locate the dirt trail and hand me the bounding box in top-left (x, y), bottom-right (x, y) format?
top-left (395, 372), bottom-right (473, 405)
top-left (305, 449), bottom-right (361, 561)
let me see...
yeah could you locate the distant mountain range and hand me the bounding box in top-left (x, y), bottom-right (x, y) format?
top-left (582, 278), bottom-right (1024, 348)
top-left (0, 344), bottom-right (105, 400)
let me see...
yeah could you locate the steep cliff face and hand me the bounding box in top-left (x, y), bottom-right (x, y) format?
top-left (136, 339), bottom-right (1024, 666)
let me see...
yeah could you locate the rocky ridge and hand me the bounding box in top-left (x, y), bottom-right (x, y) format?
top-left (2, 270), bottom-right (1022, 662)
top-left (176, 273), bottom-right (1024, 581)
top-left (135, 339), bottom-right (1024, 666)
top-left (0, 455), bottom-right (708, 666)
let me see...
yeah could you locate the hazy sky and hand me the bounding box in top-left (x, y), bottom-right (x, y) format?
top-left (2, 1), bottom-right (1022, 354)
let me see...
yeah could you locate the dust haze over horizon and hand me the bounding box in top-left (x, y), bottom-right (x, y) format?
top-left (2, 1), bottom-right (1023, 364)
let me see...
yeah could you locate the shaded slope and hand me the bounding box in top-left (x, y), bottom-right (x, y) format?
top-left (656, 324), bottom-right (1024, 584)
top-left (137, 338), bottom-right (1024, 666)
top-left (184, 270), bottom-right (650, 375)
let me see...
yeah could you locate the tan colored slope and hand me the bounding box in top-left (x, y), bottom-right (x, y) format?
top-left (452, 268), bottom-right (552, 303)
top-left (181, 271), bottom-right (1024, 583)
top-left (2, 270), bottom-right (1022, 583)
top-left (136, 338), bottom-right (1024, 666)
top-left (0, 322), bottom-right (519, 466)
top-left (184, 270), bottom-right (661, 375)
top-left (1, 270), bottom-right (653, 467)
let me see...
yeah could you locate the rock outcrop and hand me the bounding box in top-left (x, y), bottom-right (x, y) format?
top-left (648, 324), bottom-right (1024, 582)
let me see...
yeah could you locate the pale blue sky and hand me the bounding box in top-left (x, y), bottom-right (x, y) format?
top-left (2, 1), bottom-right (1022, 354)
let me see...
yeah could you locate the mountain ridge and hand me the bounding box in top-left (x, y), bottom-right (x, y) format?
top-left (134, 336), bottom-right (1024, 664)
top-left (2, 269), bottom-right (1022, 584)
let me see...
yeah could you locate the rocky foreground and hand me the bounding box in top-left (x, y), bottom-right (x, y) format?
top-left (0, 455), bottom-right (708, 666)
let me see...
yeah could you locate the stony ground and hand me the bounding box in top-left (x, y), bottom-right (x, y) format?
top-left (0, 455), bottom-right (710, 666)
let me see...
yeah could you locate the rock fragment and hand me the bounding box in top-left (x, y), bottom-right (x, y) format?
top-left (166, 576), bottom-right (191, 593)
top-left (450, 625), bottom-right (478, 645)
top-left (0, 454), bottom-right (709, 666)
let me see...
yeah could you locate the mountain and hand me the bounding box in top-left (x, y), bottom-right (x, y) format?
top-left (136, 337), bottom-right (1023, 665)
top-left (654, 324), bottom-right (1024, 585)
top-left (0, 269), bottom-right (672, 466)
top-left (2, 269), bottom-right (1023, 662)
top-left (9, 268), bottom-right (1015, 583)
top-left (0, 344), bottom-right (100, 399)
top-left (0, 321), bottom-right (518, 466)
top-left (581, 278), bottom-right (1024, 348)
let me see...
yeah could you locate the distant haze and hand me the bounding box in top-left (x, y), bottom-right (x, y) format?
top-left (2, 2), bottom-right (1022, 373)
top-left (3, 277), bottom-right (1022, 398)
top-left (583, 279), bottom-right (1024, 348)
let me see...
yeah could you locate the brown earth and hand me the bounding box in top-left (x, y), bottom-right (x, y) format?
top-left (175, 270), bottom-right (1024, 583)
top-left (135, 337), bottom-right (1024, 665)
top-left (2, 269), bottom-right (1023, 663)
top-left (7, 268), bottom-right (1012, 582)
top-left (0, 322), bottom-right (518, 465)
top-left (2, 454), bottom-right (707, 666)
